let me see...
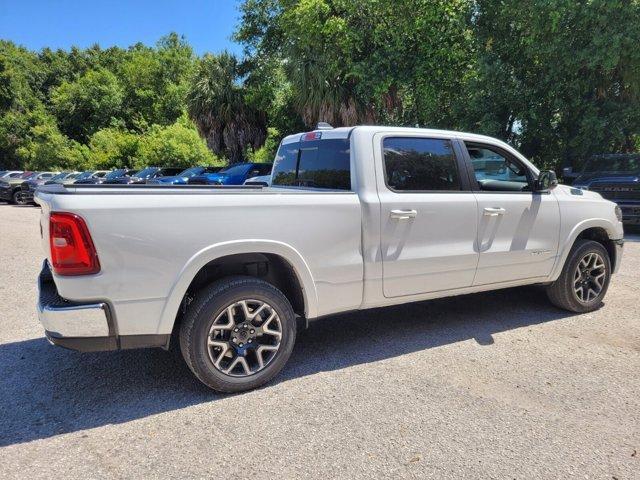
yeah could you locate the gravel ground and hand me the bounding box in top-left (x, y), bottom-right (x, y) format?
top-left (0, 204), bottom-right (638, 479)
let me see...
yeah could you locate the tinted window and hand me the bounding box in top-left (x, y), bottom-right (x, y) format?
top-left (272, 138), bottom-right (350, 190)
top-left (383, 138), bottom-right (460, 191)
top-left (158, 168), bottom-right (183, 176)
top-left (466, 144), bottom-right (529, 191)
top-left (257, 163), bottom-right (273, 175)
top-left (220, 164), bottom-right (251, 176)
top-left (134, 167), bottom-right (159, 178)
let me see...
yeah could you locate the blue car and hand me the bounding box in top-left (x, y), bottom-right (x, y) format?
top-left (188, 162), bottom-right (273, 185)
top-left (147, 166), bottom-right (223, 185)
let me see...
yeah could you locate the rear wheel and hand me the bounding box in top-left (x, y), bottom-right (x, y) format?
top-left (179, 276), bottom-right (296, 392)
top-left (546, 239), bottom-right (611, 313)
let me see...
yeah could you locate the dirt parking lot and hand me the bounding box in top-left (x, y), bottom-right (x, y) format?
top-left (0, 204), bottom-right (638, 479)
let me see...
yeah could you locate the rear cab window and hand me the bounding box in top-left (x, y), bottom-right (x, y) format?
top-left (271, 134), bottom-right (351, 190)
top-left (382, 137), bottom-right (461, 191)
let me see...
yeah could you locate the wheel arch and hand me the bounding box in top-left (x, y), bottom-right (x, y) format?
top-left (157, 240), bottom-right (319, 335)
top-left (550, 219), bottom-right (621, 281)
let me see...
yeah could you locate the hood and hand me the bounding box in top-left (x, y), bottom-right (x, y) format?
top-left (555, 184), bottom-right (605, 201)
top-left (574, 172), bottom-right (640, 186)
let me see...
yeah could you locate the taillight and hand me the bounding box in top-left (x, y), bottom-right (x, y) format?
top-left (49, 212), bottom-right (100, 276)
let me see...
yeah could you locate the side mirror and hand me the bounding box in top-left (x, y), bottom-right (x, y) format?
top-left (535, 170), bottom-right (558, 192)
top-left (250, 170), bottom-right (260, 177)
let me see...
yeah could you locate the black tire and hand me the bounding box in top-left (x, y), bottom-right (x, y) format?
top-left (546, 239), bottom-right (611, 313)
top-left (12, 189), bottom-right (26, 205)
top-left (179, 276), bottom-right (296, 393)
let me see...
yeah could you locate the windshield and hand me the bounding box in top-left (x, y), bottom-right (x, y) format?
top-left (177, 167), bottom-right (203, 177)
top-left (134, 167), bottom-right (158, 178)
top-left (75, 171), bottom-right (95, 180)
top-left (583, 155), bottom-right (640, 173)
top-left (104, 169), bottom-right (126, 180)
top-left (219, 164), bottom-right (251, 176)
top-left (50, 172), bottom-right (69, 181)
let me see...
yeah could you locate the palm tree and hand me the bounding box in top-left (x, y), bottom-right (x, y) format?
top-left (187, 52), bottom-right (266, 163)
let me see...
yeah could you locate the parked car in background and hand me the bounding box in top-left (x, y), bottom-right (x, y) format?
top-left (104, 167), bottom-right (183, 184)
top-left (71, 170), bottom-right (110, 184)
top-left (44, 172), bottom-right (81, 186)
top-left (0, 171), bottom-right (23, 179)
top-left (188, 162), bottom-right (273, 185)
top-left (12, 172), bottom-right (59, 205)
top-left (147, 166), bottom-right (222, 185)
top-left (573, 154), bottom-right (640, 225)
top-left (33, 125), bottom-right (624, 393)
top-left (74, 168), bottom-right (139, 185)
top-left (243, 174), bottom-right (271, 186)
top-left (1, 172), bottom-right (57, 204)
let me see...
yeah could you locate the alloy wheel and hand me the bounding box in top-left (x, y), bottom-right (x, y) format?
top-left (573, 252), bottom-right (606, 303)
top-left (206, 299), bottom-right (282, 377)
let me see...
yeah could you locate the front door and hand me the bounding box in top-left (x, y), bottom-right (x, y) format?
top-left (377, 135), bottom-right (479, 298)
top-left (462, 142), bottom-right (560, 285)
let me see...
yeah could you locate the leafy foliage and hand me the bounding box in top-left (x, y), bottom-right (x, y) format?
top-left (187, 52), bottom-right (267, 163)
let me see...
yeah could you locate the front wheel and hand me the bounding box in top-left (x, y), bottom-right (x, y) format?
top-left (546, 239), bottom-right (611, 313)
top-left (179, 276), bottom-right (296, 392)
top-left (12, 190), bottom-right (27, 205)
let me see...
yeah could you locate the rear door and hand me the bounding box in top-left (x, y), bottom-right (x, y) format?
top-left (376, 134), bottom-right (479, 297)
top-left (461, 141), bottom-right (560, 285)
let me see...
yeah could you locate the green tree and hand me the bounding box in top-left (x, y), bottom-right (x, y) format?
top-left (50, 68), bottom-right (124, 141)
top-left (117, 34), bottom-right (195, 131)
top-left (235, 0), bottom-right (475, 128)
top-left (465, 0), bottom-right (640, 170)
top-left (16, 116), bottom-right (88, 171)
top-left (86, 127), bottom-right (142, 169)
top-left (138, 115), bottom-right (220, 168)
top-left (187, 52), bottom-right (267, 163)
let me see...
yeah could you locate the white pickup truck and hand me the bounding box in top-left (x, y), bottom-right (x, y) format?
top-left (35, 126), bottom-right (624, 392)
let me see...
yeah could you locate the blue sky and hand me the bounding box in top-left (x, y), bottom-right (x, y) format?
top-left (0, 0), bottom-right (243, 55)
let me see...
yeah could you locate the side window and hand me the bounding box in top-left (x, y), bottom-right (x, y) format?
top-left (466, 144), bottom-right (530, 192)
top-left (383, 137), bottom-right (460, 191)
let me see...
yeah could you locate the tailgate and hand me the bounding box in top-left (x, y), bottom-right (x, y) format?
top-left (34, 191), bottom-right (53, 264)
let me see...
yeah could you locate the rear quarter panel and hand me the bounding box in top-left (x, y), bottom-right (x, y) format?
top-left (37, 189), bottom-right (363, 335)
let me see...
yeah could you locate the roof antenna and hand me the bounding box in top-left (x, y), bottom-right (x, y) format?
top-left (316, 122), bottom-right (334, 130)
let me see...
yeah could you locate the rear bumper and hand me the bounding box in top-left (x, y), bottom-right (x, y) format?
top-left (37, 261), bottom-right (169, 352)
top-left (38, 261), bottom-right (114, 351)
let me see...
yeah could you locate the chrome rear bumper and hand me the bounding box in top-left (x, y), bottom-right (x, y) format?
top-left (37, 261), bottom-right (115, 351)
top-left (37, 261), bottom-right (170, 352)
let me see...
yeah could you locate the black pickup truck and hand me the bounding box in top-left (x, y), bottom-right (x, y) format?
top-left (572, 154), bottom-right (640, 225)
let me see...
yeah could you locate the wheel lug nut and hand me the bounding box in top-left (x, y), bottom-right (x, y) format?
top-left (248, 339), bottom-right (252, 343)
top-left (234, 328), bottom-right (239, 332)
top-left (250, 329), bottom-right (255, 334)
top-left (232, 338), bottom-right (238, 343)
top-left (239, 343), bottom-right (244, 347)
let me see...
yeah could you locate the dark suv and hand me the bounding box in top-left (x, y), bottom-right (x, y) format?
top-left (573, 154), bottom-right (640, 225)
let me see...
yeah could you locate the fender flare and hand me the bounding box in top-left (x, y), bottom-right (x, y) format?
top-left (549, 218), bottom-right (619, 280)
top-left (156, 239), bottom-right (319, 334)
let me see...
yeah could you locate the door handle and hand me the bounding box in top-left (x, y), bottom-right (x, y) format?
top-left (483, 207), bottom-right (506, 217)
top-left (390, 209), bottom-right (417, 220)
